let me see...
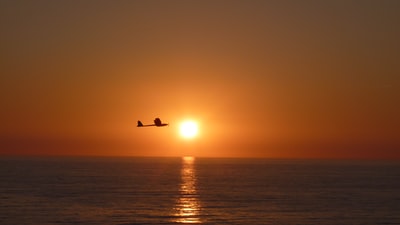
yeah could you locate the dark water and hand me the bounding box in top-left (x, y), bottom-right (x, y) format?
top-left (0, 157), bottom-right (399, 225)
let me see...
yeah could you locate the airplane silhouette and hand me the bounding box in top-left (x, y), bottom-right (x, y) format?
top-left (137, 118), bottom-right (169, 127)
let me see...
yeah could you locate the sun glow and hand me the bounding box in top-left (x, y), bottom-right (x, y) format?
top-left (179, 121), bottom-right (198, 139)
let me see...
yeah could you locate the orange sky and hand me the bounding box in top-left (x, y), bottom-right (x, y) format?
top-left (0, 1), bottom-right (399, 159)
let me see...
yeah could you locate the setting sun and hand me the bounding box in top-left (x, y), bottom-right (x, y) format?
top-left (179, 121), bottom-right (198, 139)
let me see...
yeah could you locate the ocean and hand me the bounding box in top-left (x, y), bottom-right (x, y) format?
top-left (0, 156), bottom-right (399, 225)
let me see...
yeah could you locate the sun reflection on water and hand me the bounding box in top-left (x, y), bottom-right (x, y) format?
top-left (173, 156), bottom-right (202, 223)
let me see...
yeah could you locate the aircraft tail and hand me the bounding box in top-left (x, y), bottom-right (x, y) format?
top-left (137, 120), bottom-right (143, 127)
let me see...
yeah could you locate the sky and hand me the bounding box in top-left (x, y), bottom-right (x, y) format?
top-left (1, 0), bottom-right (399, 159)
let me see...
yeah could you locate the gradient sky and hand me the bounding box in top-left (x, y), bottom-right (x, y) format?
top-left (1, 1), bottom-right (399, 159)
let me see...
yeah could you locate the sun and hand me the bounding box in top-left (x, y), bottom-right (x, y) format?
top-left (179, 121), bottom-right (198, 139)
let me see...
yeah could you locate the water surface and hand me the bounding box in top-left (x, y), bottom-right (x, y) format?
top-left (0, 156), bottom-right (399, 224)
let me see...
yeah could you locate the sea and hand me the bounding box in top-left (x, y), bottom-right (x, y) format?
top-left (0, 156), bottom-right (399, 225)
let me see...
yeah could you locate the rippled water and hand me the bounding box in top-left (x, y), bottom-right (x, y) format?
top-left (0, 156), bottom-right (399, 224)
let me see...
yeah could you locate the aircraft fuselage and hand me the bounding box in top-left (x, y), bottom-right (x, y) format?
top-left (137, 118), bottom-right (168, 127)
